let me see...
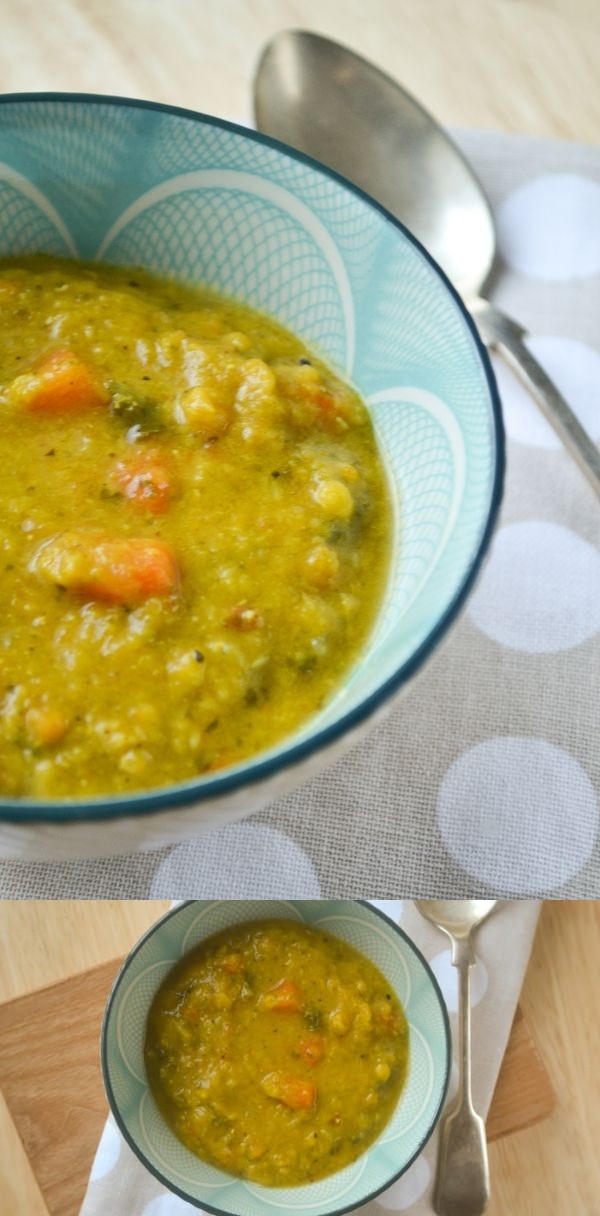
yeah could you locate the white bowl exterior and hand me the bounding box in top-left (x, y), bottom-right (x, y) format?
top-left (0, 693), bottom-right (396, 860)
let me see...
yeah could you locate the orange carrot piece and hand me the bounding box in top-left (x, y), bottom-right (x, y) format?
top-left (18, 349), bottom-right (108, 414)
top-left (312, 388), bottom-right (336, 414)
top-left (24, 706), bottom-right (69, 747)
top-left (180, 1003), bottom-right (200, 1024)
top-left (245, 1142), bottom-right (267, 1161)
top-left (298, 1034), bottom-right (326, 1067)
top-left (112, 450), bottom-right (174, 513)
top-left (261, 1071), bottom-right (316, 1110)
top-left (32, 530), bottom-right (179, 604)
top-left (262, 979), bottom-right (302, 1013)
top-left (286, 381), bottom-right (346, 435)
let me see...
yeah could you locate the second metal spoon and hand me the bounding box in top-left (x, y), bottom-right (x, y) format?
top-left (254, 30), bottom-right (600, 499)
top-left (416, 899), bottom-right (497, 1216)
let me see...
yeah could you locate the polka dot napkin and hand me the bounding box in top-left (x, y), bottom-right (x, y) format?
top-left (0, 130), bottom-right (598, 899)
top-left (80, 900), bottom-right (541, 1216)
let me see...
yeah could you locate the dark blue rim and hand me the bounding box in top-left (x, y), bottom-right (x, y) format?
top-left (100, 899), bottom-right (452, 1216)
top-left (0, 91), bottom-right (505, 824)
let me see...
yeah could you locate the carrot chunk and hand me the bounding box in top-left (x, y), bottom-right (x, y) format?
top-left (31, 530), bottom-right (179, 604)
top-left (24, 706), bottom-right (69, 747)
top-left (111, 450), bottom-right (174, 513)
top-left (261, 979), bottom-right (302, 1013)
top-left (298, 1034), bottom-right (326, 1067)
top-left (313, 388), bottom-right (336, 415)
top-left (13, 348), bottom-right (108, 414)
top-left (261, 1071), bottom-right (316, 1110)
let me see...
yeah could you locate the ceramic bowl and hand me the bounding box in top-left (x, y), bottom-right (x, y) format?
top-left (0, 94), bottom-right (503, 859)
top-left (101, 899), bottom-right (451, 1215)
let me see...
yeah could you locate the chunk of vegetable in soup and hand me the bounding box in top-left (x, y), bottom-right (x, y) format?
top-left (145, 920), bottom-right (409, 1185)
top-left (0, 256), bottom-right (391, 798)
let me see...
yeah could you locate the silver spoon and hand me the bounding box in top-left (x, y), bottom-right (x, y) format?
top-left (254, 30), bottom-right (600, 499)
top-left (415, 899), bottom-right (497, 1216)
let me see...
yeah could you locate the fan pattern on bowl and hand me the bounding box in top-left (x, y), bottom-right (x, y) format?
top-left (180, 898), bottom-right (304, 954)
top-left (0, 176), bottom-right (72, 256)
top-left (0, 98), bottom-right (500, 789)
top-left (101, 184), bottom-right (350, 370)
top-left (151, 119), bottom-right (384, 303)
top-left (366, 392), bottom-right (459, 646)
top-left (103, 900), bottom-right (450, 1216)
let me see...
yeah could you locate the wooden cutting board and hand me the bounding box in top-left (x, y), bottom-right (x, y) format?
top-left (0, 961), bottom-right (556, 1216)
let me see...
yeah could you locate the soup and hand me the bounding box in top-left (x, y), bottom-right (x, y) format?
top-left (145, 918), bottom-right (409, 1185)
top-left (0, 256), bottom-right (391, 798)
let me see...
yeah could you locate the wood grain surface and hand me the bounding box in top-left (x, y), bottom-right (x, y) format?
top-left (1, 0), bottom-right (599, 143)
top-left (0, 903), bottom-right (170, 1216)
top-left (0, 956), bottom-right (555, 1216)
top-left (489, 901), bottom-right (600, 1216)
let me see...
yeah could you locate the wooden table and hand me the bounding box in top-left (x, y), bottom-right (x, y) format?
top-left (0, 901), bottom-right (599, 1216)
top-left (1, 0), bottom-right (599, 143)
top-left (0, 1), bottom-right (599, 1213)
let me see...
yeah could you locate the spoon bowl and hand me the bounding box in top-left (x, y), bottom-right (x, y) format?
top-left (255, 29), bottom-right (496, 300)
top-left (415, 900), bottom-right (498, 942)
top-left (255, 30), bottom-right (600, 497)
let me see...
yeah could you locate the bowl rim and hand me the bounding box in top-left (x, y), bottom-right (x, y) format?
top-left (0, 91), bottom-right (505, 824)
top-left (100, 898), bottom-right (452, 1216)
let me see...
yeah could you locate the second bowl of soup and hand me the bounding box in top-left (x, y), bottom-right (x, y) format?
top-left (102, 899), bottom-right (451, 1215)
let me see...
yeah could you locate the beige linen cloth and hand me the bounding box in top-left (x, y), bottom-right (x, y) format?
top-left (80, 900), bottom-right (540, 1216)
top-left (1, 130), bottom-right (598, 900)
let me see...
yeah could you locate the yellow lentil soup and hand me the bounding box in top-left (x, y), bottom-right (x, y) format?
top-left (145, 919), bottom-right (409, 1185)
top-left (0, 256), bottom-right (391, 799)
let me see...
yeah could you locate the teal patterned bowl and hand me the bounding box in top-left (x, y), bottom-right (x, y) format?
top-left (0, 95), bottom-right (503, 857)
top-left (101, 900), bottom-right (451, 1215)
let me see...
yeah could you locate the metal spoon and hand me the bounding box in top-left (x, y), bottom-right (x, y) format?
top-left (254, 30), bottom-right (600, 499)
top-left (415, 900), bottom-right (497, 1216)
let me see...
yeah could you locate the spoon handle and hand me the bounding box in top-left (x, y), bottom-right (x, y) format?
top-left (434, 937), bottom-right (490, 1216)
top-left (471, 299), bottom-right (600, 500)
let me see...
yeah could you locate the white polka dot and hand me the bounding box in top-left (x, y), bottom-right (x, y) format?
top-left (467, 521), bottom-right (600, 652)
top-left (437, 738), bottom-right (598, 893)
top-left (149, 825), bottom-right (322, 898)
top-left (369, 899), bottom-right (404, 923)
top-left (89, 1118), bottom-right (122, 1181)
top-left (375, 1155), bottom-right (431, 1210)
top-left (492, 336), bottom-right (600, 449)
top-left (429, 950), bottom-right (488, 1013)
top-left (497, 174), bottom-right (600, 279)
top-left (143, 1196), bottom-right (202, 1216)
